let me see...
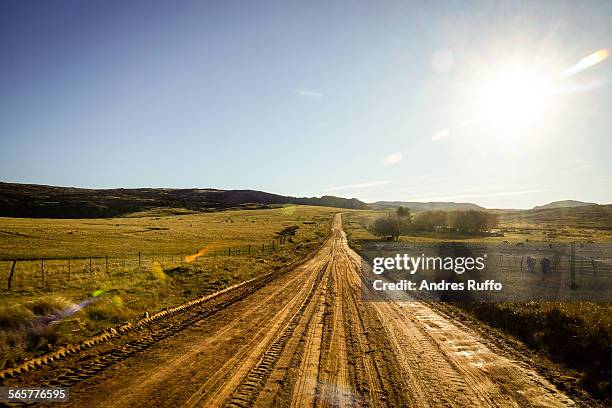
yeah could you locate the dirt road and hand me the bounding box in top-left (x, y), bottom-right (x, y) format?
top-left (5, 214), bottom-right (577, 407)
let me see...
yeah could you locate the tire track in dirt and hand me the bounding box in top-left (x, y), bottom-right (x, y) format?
top-left (263, 218), bottom-right (408, 407)
top-left (225, 260), bottom-right (329, 407)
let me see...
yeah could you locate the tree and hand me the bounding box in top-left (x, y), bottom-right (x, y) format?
top-left (396, 206), bottom-right (411, 220)
top-left (413, 210), bottom-right (449, 231)
top-left (450, 210), bottom-right (498, 233)
top-left (371, 215), bottom-right (404, 241)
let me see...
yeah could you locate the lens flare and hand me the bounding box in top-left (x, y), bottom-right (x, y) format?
top-left (185, 247), bottom-right (209, 263)
top-left (112, 295), bottom-right (124, 307)
top-left (281, 205), bottom-right (296, 215)
top-left (92, 289), bottom-right (105, 297)
top-left (432, 128), bottom-right (451, 141)
top-left (150, 261), bottom-right (167, 281)
top-left (184, 244), bottom-right (224, 263)
top-left (558, 49), bottom-right (609, 79)
top-left (431, 49), bottom-right (609, 142)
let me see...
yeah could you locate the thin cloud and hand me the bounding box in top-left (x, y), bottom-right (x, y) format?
top-left (325, 180), bottom-right (391, 192)
top-left (295, 88), bottom-right (323, 98)
top-left (382, 152), bottom-right (403, 165)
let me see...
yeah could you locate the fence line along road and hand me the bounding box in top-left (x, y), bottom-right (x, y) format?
top-left (1, 239), bottom-right (286, 291)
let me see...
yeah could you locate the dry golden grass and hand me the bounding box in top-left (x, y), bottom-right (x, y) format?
top-left (0, 205), bottom-right (337, 259)
top-left (0, 205), bottom-right (336, 369)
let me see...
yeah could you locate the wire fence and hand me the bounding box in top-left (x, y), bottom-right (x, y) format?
top-left (373, 241), bottom-right (612, 277)
top-left (359, 241), bottom-right (612, 301)
top-left (0, 239), bottom-right (287, 291)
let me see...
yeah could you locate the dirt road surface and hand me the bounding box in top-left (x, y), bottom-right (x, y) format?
top-left (4, 214), bottom-right (579, 407)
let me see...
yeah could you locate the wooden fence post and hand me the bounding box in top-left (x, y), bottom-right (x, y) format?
top-left (569, 243), bottom-right (576, 290)
top-left (68, 258), bottom-right (71, 281)
top-left (41, 259), bottom-right (45, 286)
top-left (90, 256), bottom-right (93, 273)
top-left (7, 260), bottom-right (17, 290)
top-left (105, 255), bottom-right (108, 273)
top-left (138, 252), bottom-right (141, 267)
top-left (591, 258), bottom-right (597, 276)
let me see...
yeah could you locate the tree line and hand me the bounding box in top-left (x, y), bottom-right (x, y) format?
top-left (370, 207), bottom-right (499, 241)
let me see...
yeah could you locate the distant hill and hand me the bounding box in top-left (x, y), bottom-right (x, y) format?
top-left (372, 201), bottom-right (484, 211)
top-left (0, 182), bottom-right (367, 218)
top-left (500, 204), bottom-right (612, 229)
top-left (533, 200), bottom-right (598, 210)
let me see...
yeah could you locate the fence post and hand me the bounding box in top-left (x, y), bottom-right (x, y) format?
top-left (248, 245), bottom-right (251, 254)
top-left (68, 258), bottom-right (71, 281)
top-left (123, 253), bottom-right (126, 268)
top-left (90, 256), bottom-right (93, 273)
top-left (138, 252), bottom-right (141, 267)
top-left (105, 255), bottom-right (108, 273)
top-left (569, 243), bottom-right (576, 290)
top-left (7, 260), bottom-right (17, 290)
top-left (591, 258), bottom-right (597, 276)
top-left (41, 259), bottom-right (45, 286)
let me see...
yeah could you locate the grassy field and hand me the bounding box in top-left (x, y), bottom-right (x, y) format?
top-left (0, 205), bottom-right (337, 259)
top-left (343, 207), bottom-right (612, 244)
top-left (0, 205), bottom-right (337, 369)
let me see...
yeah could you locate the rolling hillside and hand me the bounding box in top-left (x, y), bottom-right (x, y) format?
top-left (499, 204), bottom-right (612, 229)
top-left (533, 200), bottom-right (597, 210)
top-left (372, 201), bottom-right (484, 211)
top-left (0, 182), bottom-right (367, 218)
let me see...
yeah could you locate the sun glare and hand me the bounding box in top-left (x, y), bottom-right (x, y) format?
top-left (479, 68), bottom-right (551, 128)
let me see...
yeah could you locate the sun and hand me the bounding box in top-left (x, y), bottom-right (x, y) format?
top-left (478, 67), bottom-right (552, 129)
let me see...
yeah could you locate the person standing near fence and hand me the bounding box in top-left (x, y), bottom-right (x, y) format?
top-left (527, 256), bottom-right (536, 273)
top-left (541, 257), bottom-right (550, 274)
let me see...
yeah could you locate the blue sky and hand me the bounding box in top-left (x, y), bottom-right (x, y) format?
top-left (1, 1), bottom-right (611, 208)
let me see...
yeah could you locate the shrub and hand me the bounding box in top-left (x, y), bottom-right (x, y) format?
top-left (0, 304), bottom-right (34, 331)
top-left (85, 299), bottom-right (130, 324)
top-left (26, 296), bottom-right (74, 317)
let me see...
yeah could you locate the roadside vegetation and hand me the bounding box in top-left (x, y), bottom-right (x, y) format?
top-left (368, 207), bottom-right (499, 241)
top-left (0, 205), bottom-right (335, 370)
